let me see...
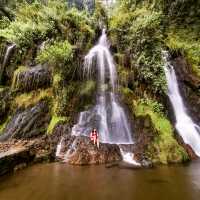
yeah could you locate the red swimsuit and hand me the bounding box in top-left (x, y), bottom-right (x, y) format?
top-left (90, 131), bottom-right (98, 141)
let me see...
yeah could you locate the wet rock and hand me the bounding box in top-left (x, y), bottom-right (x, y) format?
top-left (0, 101), bottom-right (50, 141)
top-left (65, 136), bottom-right (122, 165)
top-left (105, 161), bottom-right (120, 168)
top-left (14, 163), bottom-right (27, 172)
top-left (140, 159), bottom-right (153, 168)
top-left (132, 116), bottom-right (155, 162)
top-left (12, 65), bottom-right (52, 92)
top-left (118, 161), bottom-right (141, 169)
top-left (172, 56), bottom-right (200, 122)
top-left (0, 87), bottom-right (10, 121)
top-left (0, 128), bottom-right (64, 176)
top-left (175, 133), bottom-right (198, 159)
top-left (0, 146), bottom-right (33, 176)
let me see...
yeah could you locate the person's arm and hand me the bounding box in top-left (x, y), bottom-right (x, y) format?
top-left (90, 131), bottom-right (93, 138)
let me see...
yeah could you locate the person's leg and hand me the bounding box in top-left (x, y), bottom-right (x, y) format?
top-left (97, 138), bottom-right (100, 148)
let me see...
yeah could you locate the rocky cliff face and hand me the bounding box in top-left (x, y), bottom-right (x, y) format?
top-left (0, 101), bottom-right (50, 141)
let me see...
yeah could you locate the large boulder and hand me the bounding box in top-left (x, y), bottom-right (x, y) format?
top-left (59, 136), bottom-right (122, 165)
top-left (0, 132), bottom-right (61, 176)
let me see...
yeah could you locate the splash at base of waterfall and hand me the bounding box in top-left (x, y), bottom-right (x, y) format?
top-left (56, 138), bottom-right (63, 157)
top-left (120, 148), bottom-right (141, 166)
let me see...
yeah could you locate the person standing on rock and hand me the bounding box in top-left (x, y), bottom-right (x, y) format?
top-left (90, 128), bottom-right (100, 148)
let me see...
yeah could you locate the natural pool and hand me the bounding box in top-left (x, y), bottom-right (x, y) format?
top-left (0, 161), bottom-right (200, 200)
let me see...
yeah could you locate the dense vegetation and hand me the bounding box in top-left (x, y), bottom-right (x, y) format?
top-left (0, 0), bottom-right (100, 134)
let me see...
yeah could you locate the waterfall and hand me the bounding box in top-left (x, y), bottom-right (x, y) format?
top-left (70, 29), bottom-right (140, 165)
top-left (101, 0), bottom-right (116, 8)
top-left (56, 138), bottom-right (64, 157)
top-left (72, 29), bottom-right (133, 144)
top-left (0, 44), bottom-right (16, 82)
top-left (163, 51), bottom-right (200, 157)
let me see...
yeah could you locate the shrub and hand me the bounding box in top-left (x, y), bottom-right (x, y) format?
top-left (37, 40), bottom-right (73, 67)
top-left (47, 115), bottom-right (68, 134)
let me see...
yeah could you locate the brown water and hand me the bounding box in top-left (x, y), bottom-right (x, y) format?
top-left (0, 161), bottom-right (200, 200)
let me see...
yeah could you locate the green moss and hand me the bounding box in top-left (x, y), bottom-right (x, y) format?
top-left (47, 115), bottom-right (68, 134)
top-left (13, 88), bottom-right (53, 109)
top-left (118, 66), bottom-right (131, 87)
top-left (52, 80), bottom-right (96, 120)
top-left (0, 16), bottom-right (10, 29)
top-left (0, 116), bottom-right (10, 134)
top-left (79, 80), bottom-right (96, 97)
top-left (53, 73), bottom-right (62, 88)
top-left (12, 66), bottom-right (28, 90)
top-left (0, 86), bottom-right (6, 93)
top-left (53, 83), bottom-right (77, 117)
top-left (134, 99), bottom-right (189, 164)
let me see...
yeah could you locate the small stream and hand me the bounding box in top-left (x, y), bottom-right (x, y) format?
top-left (0, 162), bottom-right (200, 200)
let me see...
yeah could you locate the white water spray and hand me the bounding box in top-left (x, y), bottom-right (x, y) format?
top-left (56, 138), bottom-right (63, 157)
top-left (0, 44), bottom-right (16, 81)
top-left (120, 148), bottom-right (141, 166)
top-left (163, 51), bottom-right (200, 157)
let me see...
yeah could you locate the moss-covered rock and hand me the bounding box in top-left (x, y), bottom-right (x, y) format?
top-left (47, 115), bottom-right (68, 135)
top-left (134, 100), bottom-right (189, 164)
top-left (12, 65), bottom-right (52, 92)
top-left (13, 88), bottom-right (53, 109)
top-left (121, 88), bottom-right (189, 164)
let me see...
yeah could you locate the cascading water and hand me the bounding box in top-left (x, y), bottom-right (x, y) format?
top-left (163, 51), bottom-right (200, 157)
top-left (0, 43), bottom-right (16, 82)
top-left (71, 29), bottom-right (139, 165)
top-left (72, 29), bottom-right (133, 144)
top-left (56, 138), bottom-right (64, 157)
top-left (101, 0), bottom-right (116, 8)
